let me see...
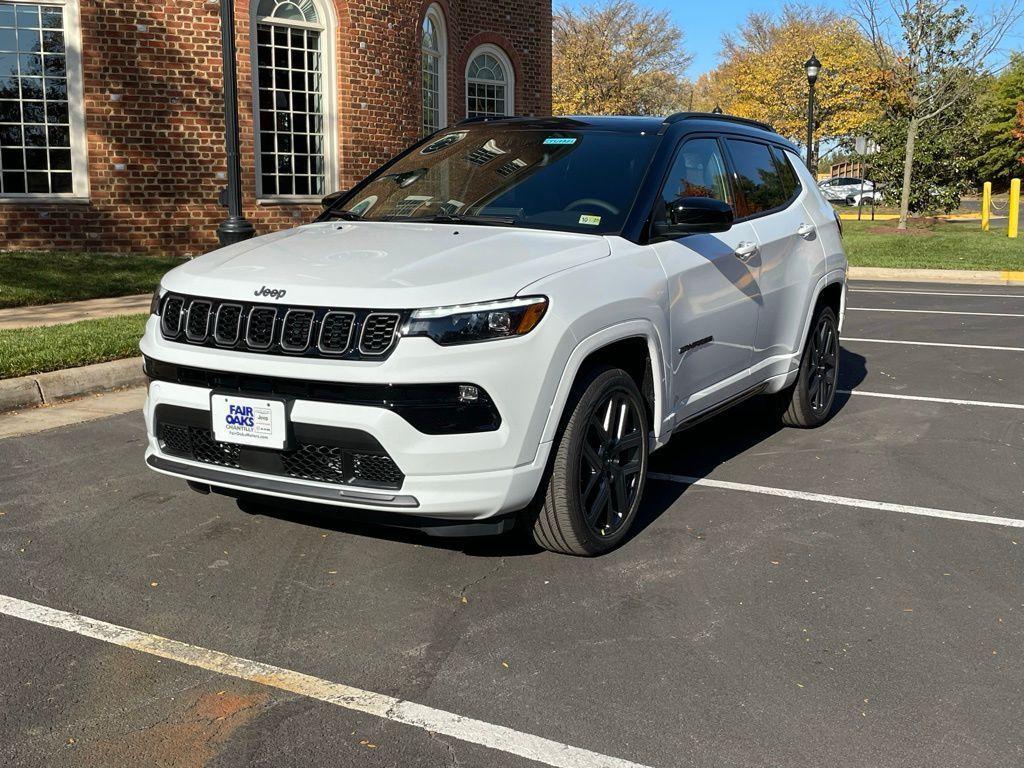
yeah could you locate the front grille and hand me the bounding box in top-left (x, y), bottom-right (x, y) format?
top-left (359, 313), bottom-right (400, 355)
top-left (185, 300), bottom-right (212, 341)
top-left (214, 304), bottom-right (243, 345)
top-left (246, 307), bottom-right (277, 349)
top-left (161, 296), bottom-right (185, 336)
top-left (158, 294), bottom-right (408, 361)
top-left (318, 311), bottom-right (355, 354)
top-left (156, 408), bottom-right (404, 490)
top-left (281, 309), bottom-right (315, 352)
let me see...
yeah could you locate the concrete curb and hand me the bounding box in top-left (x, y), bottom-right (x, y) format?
top-left (849, 267), bottom-right (1024, 286)
top-left (0, 357), bottom-right (145, 414)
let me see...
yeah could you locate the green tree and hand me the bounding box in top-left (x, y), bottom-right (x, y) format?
top-left (552, 1), bottom-right (693, 116)
top-left (864, 92), bottom-right (981, 213)
top-left (856, 0), bottom-right (1023, 229)
top-left (977, 54), bottom-right (1024, 188)
top-left (705, 4), bottom-right (883, 152)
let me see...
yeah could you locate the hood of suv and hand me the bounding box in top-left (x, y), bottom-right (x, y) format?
top-left (162, 221), bottom-right (610, 308)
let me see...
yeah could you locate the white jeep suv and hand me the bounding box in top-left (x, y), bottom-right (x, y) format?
top-left (142, 113), bottom-right (846, 556)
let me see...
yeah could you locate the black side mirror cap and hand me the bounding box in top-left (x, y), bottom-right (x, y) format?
top-left (654, 197), bottom-right (734, 237)
top-left (321, 190), bottom-right (348, 210)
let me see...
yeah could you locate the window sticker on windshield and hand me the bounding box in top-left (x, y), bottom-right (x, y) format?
top-left (543, 137), bottom-right (578, 145)
top-left (578, 214), bottom-right (601, 226)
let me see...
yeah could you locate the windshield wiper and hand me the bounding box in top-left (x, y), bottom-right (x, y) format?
top-left (386, 213), bottom-right (517, 227)
top-left (326, 209), bottom-right (365, 221)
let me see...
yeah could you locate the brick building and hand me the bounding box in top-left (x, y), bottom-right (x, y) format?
top-left (0, 0), bottom-right (552, 254)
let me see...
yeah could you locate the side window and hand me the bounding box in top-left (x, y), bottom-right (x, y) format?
top-left (656, 137), bottom-right (731, 221)
top-left (725, 138), bottom-right (791, 217)
top-left (770, 145), bottom-right (801, 201)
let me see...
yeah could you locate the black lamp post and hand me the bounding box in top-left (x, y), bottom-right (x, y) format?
top-left (804, 53), bottom-right (821, 174)
top-left (216, 0), bottom-right (255, 247)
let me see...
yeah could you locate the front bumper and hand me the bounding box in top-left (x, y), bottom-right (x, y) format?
top-left (140, 315), bottom-right (568, 520)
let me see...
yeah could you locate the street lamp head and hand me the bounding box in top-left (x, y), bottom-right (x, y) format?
top-left (804, 53), bottom-right (821, 84)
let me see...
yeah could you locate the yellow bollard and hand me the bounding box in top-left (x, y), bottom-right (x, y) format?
top-left (982, 181), bottom-right (991, 231)
top-left (1010, 178), bottom-right (1021, 239)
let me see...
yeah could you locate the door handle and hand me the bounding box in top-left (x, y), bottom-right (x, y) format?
top-left (796, 223), bottom-right (816, 238)
top-left (734, 241), bottom-right (759, 261)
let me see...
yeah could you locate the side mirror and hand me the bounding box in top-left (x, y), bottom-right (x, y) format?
top-left (655, 197), bottom-right (734, 237)
top-left (321, 190), bottom-right (348, 210)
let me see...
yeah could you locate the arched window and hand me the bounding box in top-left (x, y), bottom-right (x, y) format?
top-left (465, 45), bottom-right (514, 119)
top-left (420, 5), bottom-right (447, 135)
top-left (252, 0), bottom-right (336, 198)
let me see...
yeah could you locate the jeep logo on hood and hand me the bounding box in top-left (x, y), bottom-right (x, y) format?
top-left (254, 286), bottom-right (287, 300)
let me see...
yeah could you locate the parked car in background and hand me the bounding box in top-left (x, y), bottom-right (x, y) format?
top-left (845, 189), bottom-right (880, 206)
top-left (142, 113), bottom-right (847, 556)
top-left (819, 177), bottom-right (874, 203)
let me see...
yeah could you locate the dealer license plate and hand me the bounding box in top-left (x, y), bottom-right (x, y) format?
top-left (211, 395), bottom-right (287, 450)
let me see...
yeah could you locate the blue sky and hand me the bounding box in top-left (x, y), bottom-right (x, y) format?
top-left (558, 0), bottom-right (1024, 79)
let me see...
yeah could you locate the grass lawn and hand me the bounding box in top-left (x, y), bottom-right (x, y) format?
top-left (0, 314), bottom-right (147, 379)
top-left (0, 251), bottom-right (185, 309)
top-left (843, 219), bottom-right (1024, 271)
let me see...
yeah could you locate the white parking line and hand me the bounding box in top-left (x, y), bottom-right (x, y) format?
top-left (648, 473), bottom-right (1024, 528)
top-left (851, 289), bottom-right (1024, 299)
top-left (0, 595), bottom-right (652, 768)
top-left (839, 389), bottom-right (1024, 410)
top-left (843, 337), bottom-right (1024, 352)
top-left (847, 307), bottom-right (1024, 318)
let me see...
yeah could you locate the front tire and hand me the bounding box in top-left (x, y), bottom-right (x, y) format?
top-left (779, 306), bottom-right (840, 428)
top-left (530, 367), bottom-right (649, 556)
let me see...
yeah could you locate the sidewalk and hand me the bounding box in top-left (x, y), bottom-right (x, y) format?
top-left (0, 294), bottom-right (150, 330)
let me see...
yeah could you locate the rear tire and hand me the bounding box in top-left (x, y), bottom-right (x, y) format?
top-left (779, 306), bottom-right (839, 428)
top-left (529, 367), bottom-right (649, 556)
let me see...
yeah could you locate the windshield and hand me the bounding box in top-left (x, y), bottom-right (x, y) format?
top-left (336, 127), bottom-right (660, 234)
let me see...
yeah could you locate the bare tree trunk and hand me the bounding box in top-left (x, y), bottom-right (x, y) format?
top-left (898, 117), bottom-right (918, 231)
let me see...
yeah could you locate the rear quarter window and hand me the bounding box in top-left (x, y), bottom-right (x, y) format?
top-left (725, 138), bottom-right (792, 217)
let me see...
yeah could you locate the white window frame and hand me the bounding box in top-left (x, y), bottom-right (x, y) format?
top-left (0, 0), bottom-right (89, 203)
top-left (420, 3), bottom-right (447, 135)
top-left (250, 0), bottom-right (338, 203)
top-left (464, 43), bottom-right (514, 119)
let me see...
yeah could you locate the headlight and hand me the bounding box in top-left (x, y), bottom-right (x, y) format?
top-left (403, 296), bottom-right (548, 346)
top-left (149, 286), bottom-right (164, 316)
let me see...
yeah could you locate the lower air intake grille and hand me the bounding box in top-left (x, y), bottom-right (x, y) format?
top-left (281, 444), bottom-right (347, 484)
top-left (157, 416), bottom-right (404, 490)
top-left (159, 424), bottom-right (241, 468)
top-left (352, 453), bottom-right (405, 486)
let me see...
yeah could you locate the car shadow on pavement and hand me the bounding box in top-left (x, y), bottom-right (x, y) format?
top-left (625, 347), bottom-right (868, 545)
top-left (235, 494), bottom-right (541, 557)
top-left (237, 348), bottom-right (867, 558)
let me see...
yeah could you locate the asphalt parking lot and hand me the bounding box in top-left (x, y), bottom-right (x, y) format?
top-left (2, 279), bottom-right (1023, 768)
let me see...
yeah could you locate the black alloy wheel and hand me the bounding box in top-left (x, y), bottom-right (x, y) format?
top-left (779, 305), bottom-right (840, 428)
top-left (578, 390), bottom-right (645, 538)
top-left (807, 312), bottom-right (838, 413)
top-left (530, 367), bottom-right (650, 556)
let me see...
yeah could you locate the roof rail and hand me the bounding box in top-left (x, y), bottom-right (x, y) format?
top-left (662, 111), bottom-right (774, 133)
